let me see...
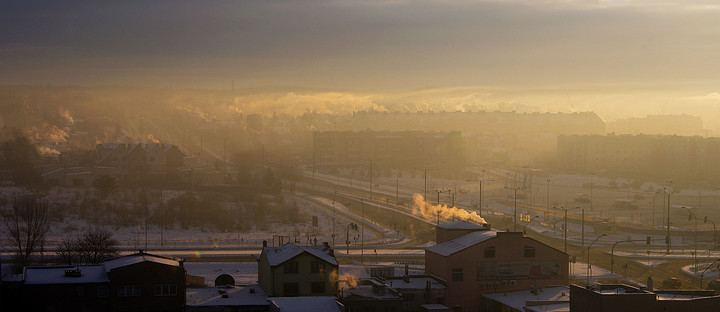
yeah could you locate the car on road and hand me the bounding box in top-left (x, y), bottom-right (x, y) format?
top-left (662, 277), bottom-right (681, 289)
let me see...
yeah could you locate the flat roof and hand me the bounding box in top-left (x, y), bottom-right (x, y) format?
top-left (269, 296), bottom-right (343, 312)
top-left (186, 285), bottom-right (268, 307)
top-left (482, 286), bottom-right (570, 312)
top-left (24, 265), bottom-right (109, 285)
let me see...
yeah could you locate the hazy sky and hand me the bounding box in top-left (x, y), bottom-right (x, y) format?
top-left (2, 0), bottom-right (720, 92)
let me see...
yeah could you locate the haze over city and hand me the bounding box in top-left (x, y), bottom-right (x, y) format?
top-left (2, 1), bottom-right (720, 312)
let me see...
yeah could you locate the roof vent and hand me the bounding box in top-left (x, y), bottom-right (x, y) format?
top-left (64, 268), bottom-right (82, 277)
top-left (250, 288), bottom-right (256, 294)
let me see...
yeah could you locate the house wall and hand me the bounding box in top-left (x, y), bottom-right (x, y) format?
top-left (258, 252), bottom-right (275, 295)
top-left (107, 261), bottom-right (186, 312)
top-left (268, 253), bottom-right (338, 297)
top-left (20, 283), bottom-right (111, 312)
top-left (426, 232), bottom-right (568, 312)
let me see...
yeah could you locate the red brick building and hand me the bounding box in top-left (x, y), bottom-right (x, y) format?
top-left (425, 221), bottom-right (568, 311)
top-left (1, 251), bottom-right (186, 312)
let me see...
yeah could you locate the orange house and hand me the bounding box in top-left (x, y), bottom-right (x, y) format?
top-left (425, 221), bottom-right (568, 312)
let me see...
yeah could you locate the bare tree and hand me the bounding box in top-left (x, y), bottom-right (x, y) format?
top-left (76, 228), bottom-right (119, 264)
top-left (3, 195), bottom-right (50, 270)
top-left (56, 228), bottom-right (119, 265)
top-left (56, 236), bottom-right (79, 265)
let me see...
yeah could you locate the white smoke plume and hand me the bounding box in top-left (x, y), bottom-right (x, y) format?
top-left (410, 193), bottom-right (487, 225)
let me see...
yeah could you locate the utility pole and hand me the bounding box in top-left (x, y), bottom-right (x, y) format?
top-left (361, 200), bottom-right (365, 264)
top-left (369, 160), bottom-right (373, 201)
top-left (424, 169), bottom-right (428, 201)
top-left (396, 179), bottom-right (399, 205)
top-left (590, 173), bottom-right (594, 210)
top-left (665, 181), bottom-right (673, 254)
top-left (160, 185), bottom-right (164, 247)
top-left (546, 179), bottom-right (550, 213)
top-left (506, 186), bottom-right (522, 231)
top-left (581, 208), bottom-right (585, 247)
top-left (479, 180), bottom-right (483, 217)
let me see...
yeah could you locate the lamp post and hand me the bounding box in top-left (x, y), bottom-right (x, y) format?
top-left (546, 179), bottom-right (550, 213)
top-left (590, 173), bottom-right (594, 211)
top-left (684, 207), bottom-right (698, 272)
top-left (332, 190), bottom-right (336, 246)
top-left (345, 222), bottom-right (357, 254)
top-left (704, 216), bottom-right (717, 247)
top-left (700, 258), bottom-right (720, 290)
top-left (478, 178), bottom-right (494, 218)
top-left (665, 181), bottom-right (674, 254)
top-left (587, 233), bottom-right (607, 286)
top-left (558, 206), bottom-right (581, 254)
top-left (523, 216), bottom-right (539, 235)
top-left (506, 186), bottom-right (522, 231)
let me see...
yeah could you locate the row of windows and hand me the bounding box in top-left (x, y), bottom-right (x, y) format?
top-left (482, 246), bottom-right (535, 258)
top-left (284, 261), bottom-right (326, 273)
top-left (75, 285), bottom-right (178, 297)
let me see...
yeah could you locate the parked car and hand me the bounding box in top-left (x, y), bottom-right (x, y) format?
top-left (662, 277), bottom-right (681, 289)
top-left (707, 278), bottom-right (720, 290)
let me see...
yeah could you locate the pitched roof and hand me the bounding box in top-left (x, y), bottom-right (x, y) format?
top-left (104, 252), bottom-right (181, 272)
top-left (425, 230), bottom-right (497, 256)
top-left (23, 265), bottom-right (109, 285)
top-left (438, 221), bottom-right (488, 230)
top-left (263, 243), bottom-right (338, 267)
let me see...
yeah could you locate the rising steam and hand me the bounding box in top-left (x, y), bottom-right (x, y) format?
top-left (411, 194), bottom-right (486, 225)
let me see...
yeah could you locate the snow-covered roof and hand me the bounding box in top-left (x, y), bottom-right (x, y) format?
top-left (344, 281), bottom-right (400, 300)
top-left (269, 296), bottom-right (343, 312)
top-left (386, 275), bottom-right (446, 290)
top-left (425, 230), bottom-right (497, 257)
top-left (420, 304), bottom-right (451, 311)
top-left (186, 285), bottom-right (268, 307)
top-left (104, 253), bottom-right (181, 272)
top-left (23, 265), bottom-right (109, 285)
top-left (263, 243), bottom-right (338, 267)
top-left (438, 221), bottom-right (487, 230)
top-left (482, 286), bottom-right (570, 312)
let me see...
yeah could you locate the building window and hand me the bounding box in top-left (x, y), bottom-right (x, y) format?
top-left (484, 246), bottom-right (495, 258)
top-left (524, 246), bottom-right (536, 258)
top-left (311, 282), bottom-right (325, 294)
top-left (97, 286), bottom-right (109, 297)
top-left (117, 285), bottom-right (141, 297)
top-left (284, 261), bottom-right (299, 273)
top-left (77, 287), bottom-right (85, 296)
top-left (154, 284), bottom-right (177, 296)
top-left (283, 283), bottom-right (299, 297)
top-left (311, 261), bottom-right (326, 273)
top-left (452, 269), bottom-right (463, 281)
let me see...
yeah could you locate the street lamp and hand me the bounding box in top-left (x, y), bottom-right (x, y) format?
top-left (557, 206), bottom-right (581, 254)
top-left (546, 179), bottom-right (550, 214)
top-left (700, 259), bottom-right (720, 290)
top-left (479, 178), bottom-right (494, 218)
top-left (704, 216), bottom-right (717, 247)
top-left (683, 207), bottom-right (699, 272)
top-left (523, 216), bottom-right (539, 235)
top-left (664, 181), bottom-right (674, 254)
top-left (587, 233), bottom-right (607, 286)
top-left (506, 186), bottom-right (523, 231)
top-left (346, 222), bottom-right (357, 254)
